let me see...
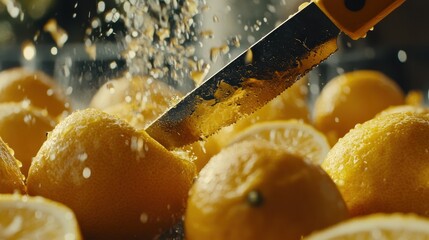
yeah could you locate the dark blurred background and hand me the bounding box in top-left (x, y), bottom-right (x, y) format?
top-left (0, 0), bottom-right (122, 44)
top-left (0, 0), bottom-right (428, 105)
top-left (316, 0), bottom-right (429, 94)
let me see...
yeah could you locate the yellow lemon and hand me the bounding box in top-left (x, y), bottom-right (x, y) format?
top-left (102, 101), bottom-right (164, 130)
top-left (186, 140), bottom-right (348, 240)
top-left (27, 108), bottom-right (196, 239)
top-left (322, 112), bottom-right (429, 217)
top-left (313, 70), bottom-right (405, 145)
top-left (0, 67), bottom-right (70, 117)
top-left (0, 138), bottom-right (25, 194)
top-left (179, 135), bottom-right (223, 172)
top-left (377, 104), bottom-right (429, 117)
top-left (233, 76), bottom-right (310, 131)
top-left (0, 194), bottom-right (82, 239)
top-left (305, 214), bottom-right (429, 240)
top-left (220, 76), bottom-right (310, 138)
top-left (0, 103), bottom-right (56, 176)
top-left (228, 120), bottom-right (330, 165)
top-left (184, 77), bottom-right (310, 172)
top-left (405, 90), bottom-right (424, 106)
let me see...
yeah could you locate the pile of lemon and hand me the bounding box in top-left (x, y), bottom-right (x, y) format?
top-left (1, 67), bottom-right (429, 240)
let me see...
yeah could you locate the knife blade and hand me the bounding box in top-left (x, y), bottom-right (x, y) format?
top-left (146, 0), bottom-right (405, 150)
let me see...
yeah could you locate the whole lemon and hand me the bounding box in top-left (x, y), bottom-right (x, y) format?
top-left (27, 108), bottom-right (196, 239)
top-left (0, 103), bottom-right (56, 176)
top-left (0, 67), bottom-right (70, 117)
top-left (184, 77), bottom-right (310, 172)
top-left (186, 140), bottom-right (348, 240)
top-left (322, 112), bottom-right (429, 217)
top-left (313, 70), bottom-right (404, 145)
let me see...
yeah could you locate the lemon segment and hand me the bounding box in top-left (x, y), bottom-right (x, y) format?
top-left (229, 120), bottom-right (330, 165)
top-left (0, 194), bottom-right (82, 240)
top-left (305, 214), bottom-right (429, 240)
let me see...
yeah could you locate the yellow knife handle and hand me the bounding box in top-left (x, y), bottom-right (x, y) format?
top-left (314, 0), bottom-right (406, 40)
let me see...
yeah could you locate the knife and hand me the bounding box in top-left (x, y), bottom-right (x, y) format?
top-left (146, 0), bottom-right (405, 150)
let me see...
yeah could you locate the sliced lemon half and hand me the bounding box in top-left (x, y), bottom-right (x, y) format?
top-left (229, 120), bottom-right (330, 165)
top-left (305, 214), bottom-right (429, 239)
top-left (0, 194), bottom-right (82, 240)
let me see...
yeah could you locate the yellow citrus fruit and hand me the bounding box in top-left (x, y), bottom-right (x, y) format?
top-left (0, 67), bottom-right (70, 117)
top-left (228, 120), bottom-right (330, 165)
top-left (26, 108), bottom-right (196, 239)
top-left (313, 70), bottom-right (405, 145)
top-left (0, 138), bottom-right (25, 194)
top-left (223, 76), bottom-right (310, 136)
top-left (184, 77), bottom-right (310, 172)
top-left (179, 135), bottom-right (223, 172)
top-left (305, 214), bottom-right (429, 239)
top-left (405, 90), bottom-right (424, 106)
top-left (185, 140), bottom-right (348, 240)
top-left (91, 76), bottom-right (182, 130)
top-left (322, 112), bottom-right (429, 217)
top-left (0, 103), bottom-right (57, 176)
top-left (0, 194), bottom-right (82, 239)
top-left (236, 76), bottom-right (310, 126)
top-left (377, 104), bottom-right (429, 117)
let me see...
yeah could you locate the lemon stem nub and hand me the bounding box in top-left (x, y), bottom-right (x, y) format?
top-left (247, 190), bottom-right (264, 207)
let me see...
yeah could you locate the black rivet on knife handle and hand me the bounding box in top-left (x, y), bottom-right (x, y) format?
top-left (344, 0), bottom-right (366, 12)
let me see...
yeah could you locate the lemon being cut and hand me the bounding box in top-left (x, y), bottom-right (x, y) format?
top-left (213, 77), bottom-right (310, 147)
top-left (377, 104), bottom-right (429, 117)
top-left (27, 108), bottom-right (196, 239)
top-left (182, 77), bottom-right (310, 172)
top-left (305, 213), bottom-right (429, 239)
top-left (313, 70), bottom-right (404, 145)
top-left (185, 140), bottom-right (348, 240)
top-left (228, 120), bottom-right (330, 165)
top-left (322, 112), bottom-right (429, 217)
top-left (229, 76), bottom-right (310, 134)
top-left (0, 194), bottom-right (82, 240)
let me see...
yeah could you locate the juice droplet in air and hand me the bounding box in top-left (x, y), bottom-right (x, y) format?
top-left (43, 19), bottom-right (69, 48)
top-left (22, 41), bottom-right (36, 61)
top-left (210, 47), bottom-right (220, 63)
top-left (245, 49), bottom-right (253, 64)
top-left (140, 213), bottom-right (149, 223)
top-left (82, 167), bottom-right (91, 179)
top-left (200, 30), bottom-right (214, 39)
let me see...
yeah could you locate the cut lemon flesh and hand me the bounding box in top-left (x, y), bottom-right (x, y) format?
top-left (305, 214), bottom-right (429, 239)
top-left (229, 120), bottom-right (330, 165)
top-left (0, 194), bottom-right (82, 240)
